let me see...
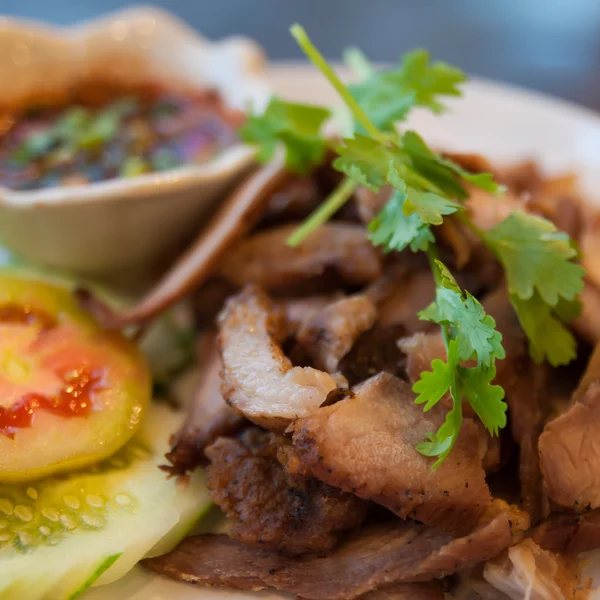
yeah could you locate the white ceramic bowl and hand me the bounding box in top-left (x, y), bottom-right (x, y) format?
top-left (0, 6), bottom-right (270, 275)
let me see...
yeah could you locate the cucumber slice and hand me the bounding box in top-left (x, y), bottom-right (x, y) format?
top-left (0, 403), bottom-right (210, 600)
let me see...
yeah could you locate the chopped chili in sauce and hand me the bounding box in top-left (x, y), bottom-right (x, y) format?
top-left (0, 79), bottom-right (243, 191)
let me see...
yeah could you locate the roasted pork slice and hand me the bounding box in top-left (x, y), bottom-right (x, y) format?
top-left (289, 372), bottom-right (491, 535)
top-left (296, 294), bottom-right (378, 373)
top-left (145, 504), bottom-right (522, 600)
top-left (162, 334), bottom-right (245, 477)
top-left (282, 295), bottom-right (335, 337)
top-left (358, 582), bottom-right (443, 600)
top-left (466, 188), bottom-right (525, 232)
top-left (205, 428), bottom-right (367, 557)
top-left (259, 176), bottom-right (324, 227)
top-left (375, 270), bottom-right (436, 334)
top-left (483, 289), bottom-right (550, 523)
top-left (218, 223), bottom-right (382, 293)
top-left (398, 331), bottom-right (447, 385)
top-left (218, 286), bottom-right (337, 430)
top-left (532, 509), bottom-right (600, 554)
top-left (480, 539), bottom-right (586, 600)
top-left (573, 281), bottom-right (600, 345)
top-left (354, 186), bottom-right (391, 223)
top-left (539, 382), bottom-right (600, 510)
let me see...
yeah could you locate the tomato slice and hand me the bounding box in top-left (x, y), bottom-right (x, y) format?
top-left (0, 276), bottom-right (150, 482)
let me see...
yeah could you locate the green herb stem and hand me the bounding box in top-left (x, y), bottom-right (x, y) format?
top-left (287, 178), bottom-right (358, 247)
top-left (290, 24), bottom-right (382, 140)
top-left (425, 245), bottom-right (450, 350)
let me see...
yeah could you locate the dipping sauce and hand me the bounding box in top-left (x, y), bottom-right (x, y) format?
top-left (0, 80), bottom-right (243, 191)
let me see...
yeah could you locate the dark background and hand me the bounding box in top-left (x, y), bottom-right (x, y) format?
top-left (4, 0), bottom-right (600, 109)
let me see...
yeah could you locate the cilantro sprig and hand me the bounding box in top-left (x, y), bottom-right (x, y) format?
top-left (415, 259), bottom-right (507, 466)
top-left (242, 23), bottom-right (586, 466)
top-left (241, 98), bottom-right (331, 174)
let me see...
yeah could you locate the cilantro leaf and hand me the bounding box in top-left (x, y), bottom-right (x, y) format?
top-left (461, 365), bottom-right (507, 436)
top-left (413, 355), bottom-right (454, 411)
top-left (485, 211), bottom-right (585, 306)
top-left (419, 261), bottom-right (505, 367)
top-left (241, 97), bottom-right (330, 174)
top-left (414, 339), bottom-right (506, 468)
top-left (402, 131), bottom-right (503, 196)
top-left (416, 400), bottom-right (462, 469)
top-left (414, 340), bottom-right (462, 468)
top-left (511, 293), bottom-right (578, 367)
top-left (403, 188), bottom-right (462, 226)
top-left (334, 135), bottom-right (461, 224)
top-left (349, 49), bottom-right (466, 132)
top-left (334, 135), bottom-right (434, 192)
top-left (368, 188), bottom-right (434, 252)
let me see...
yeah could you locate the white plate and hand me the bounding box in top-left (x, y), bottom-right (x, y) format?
top-left (85, 64), bottom-right (600, 599)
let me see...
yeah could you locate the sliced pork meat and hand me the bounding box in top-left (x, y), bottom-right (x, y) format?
top-left (146, 505), bottom-right (522, 600)
top-left (259, 176), bottom-right (323, 226)
top-left (338, 324), bottom-right (407, 387)
top-left (205, 429), bottom-right (367, 556)
top-left (573, 281), bottom-right (600, 345)
top-left (282, 295), bottom-right (335, 337)
top-left (483, 289), bottom-right (551, 523)
top-left (354, 186), bottom-right (391, 223)
top-left (296, 294), bottom-right (378, 372)
top-left (218, 285), bottom-right (337, 430)
top-left (466, 188), bottom-right (524, 232)
top-left (532, 509), bottom-right (600, 554)
top-left (358, 582), bottom-right (443, 600)
top-left (398, 331), bottom-right (446, 384)
top-left (163, 346), bottom-right (244, 476)
top-left (480, 539), bottom-right (585, 600)
top-left (375, 270), bottom-right (436, 333)
top-left (218, 223), bottom-right (382, 294)
top-left (289, 372), bottom-right (491, 535)
top-left (539, 382), bottom-right (600, 510)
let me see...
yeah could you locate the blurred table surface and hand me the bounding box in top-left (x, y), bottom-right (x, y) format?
top-left (3, 0), bottom-right (600, 111)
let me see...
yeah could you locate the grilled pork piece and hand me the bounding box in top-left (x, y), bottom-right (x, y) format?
top-left (145, 503), bottom-right (524, 600)
top-left (205, 428), bottom-right (367, 557)
top-left (539, 382), bottom-right (600, 510)
top-left (358, 582), bottom-right (443, 600)
top-left (532, 509), bottom-right (600, 554)
top-left (163, 337), bottom-right (244, 477)
top-left (398, 331), bottom-right (446, 385)
top-left (218, 286), bottom-right (337, 431)
top-left (479, 539), bottom-right (585, 600)
top-left (483, 289), bottom-right (551, 523)
top-left (296, 294), bottom-right (378, 373)
top-left (218, 223), bottom-right (382, 294)
top-left (375, 270), bottom-right (436, 334)
top-left (289, 372), bottom-right (491, 535)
